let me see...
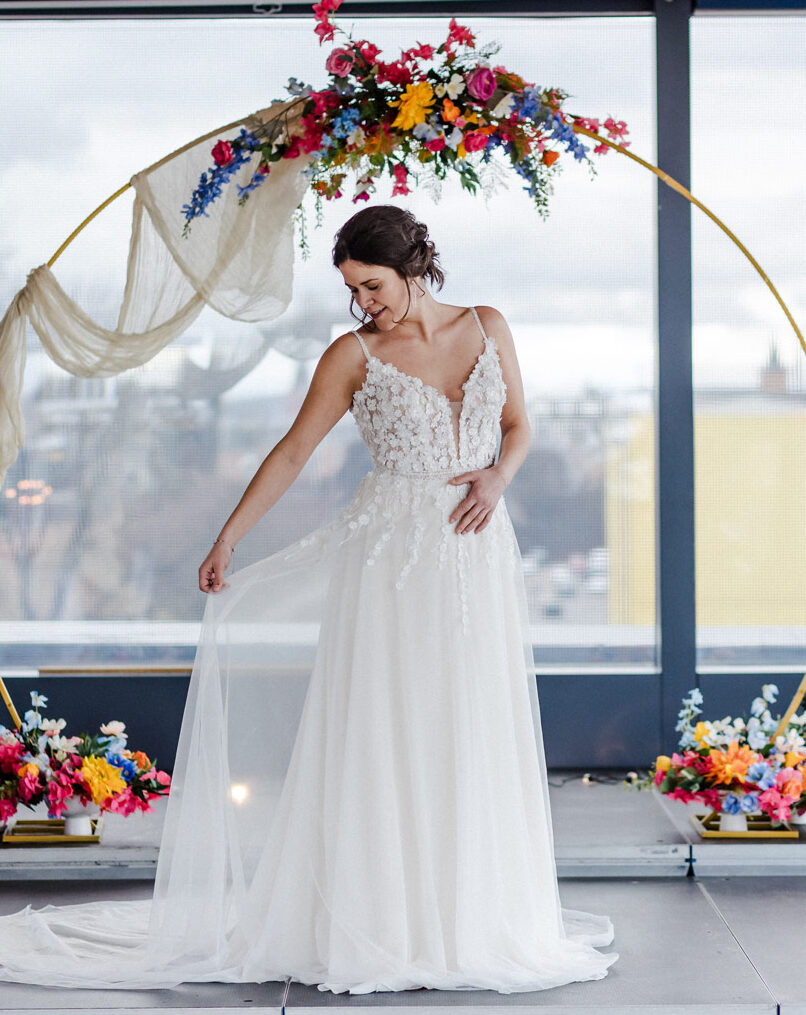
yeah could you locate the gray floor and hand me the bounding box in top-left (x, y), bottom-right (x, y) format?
top-left (1, 772), bottom-right (804, 1013)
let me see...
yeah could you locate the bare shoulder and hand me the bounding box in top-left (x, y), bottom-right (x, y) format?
top-left (473, 305), bottom-right (515, 350)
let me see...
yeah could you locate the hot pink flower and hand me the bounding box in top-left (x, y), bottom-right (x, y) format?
top-left (211, 140), bottom-right (233, 167)
top-left (463, 130), bottom-right (489, 152)
top-left (326, 47), bottom-right (355, 78)
top-left (667, 786), bottom-right (696, 804)
top-left (465, 67), bottom-right (497, 102)
top-left (281, 137), bottom-right (302, 160)
top-left (17, 768), bottom-right (41, 803)
top-left (309, 89), bottom-right (340, 117)
top-left (0, 740), bottom-right (23, 772)
top-left (352, 190), bottom-right (371, 203)
top-left (0, 798), bottom-right (16, 823)
top-left (314, 20), bottom-right (335, 45)
top-left (155, 770), bottom-right (171, 786)
top-left (425, 136), bottom-right (446, 152)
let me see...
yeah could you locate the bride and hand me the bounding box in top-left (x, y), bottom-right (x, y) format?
top-left (0, 204), bottom-right (618, 993)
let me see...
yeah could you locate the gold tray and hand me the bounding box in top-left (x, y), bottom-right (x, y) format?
top-left (691, 809), bottom-right (800, 839)
top-left (1, 816), bottom-right (102, 846)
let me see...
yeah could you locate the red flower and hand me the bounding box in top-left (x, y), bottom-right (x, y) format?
top-left (299, 114), bottom-right (324, 153)
top-left (358, 41), bottom-right (380, 64)
top-left (281, 137), bottom-right (302, 160)
top-left (463, 130), bottom-right (490, 153)
top-left (446, 17), bottom-right (475, 50)
top-left (258, 163), bottom-right (271, 176)
top-left (425, 136), bottom-right (446, 152)
top-left (402, 42), bottom-right (435, 63)
top-left (312, 0), bottom-right (341, 16)
top-left (376, 60), bottom-right (412, 86)
top-left (309, 89), bottom-right (340, 117)
top-left (352, 190), bottom-right (371, 203)
top-left (391, 163), bottom-right (409, 196)
top-left (326, 47), bottom-right (355, 78)
top-left (211, 140), bottom-right (234, 167)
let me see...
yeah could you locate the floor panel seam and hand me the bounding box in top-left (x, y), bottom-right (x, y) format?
top-left (695, 880), bottom-right (779, 1011)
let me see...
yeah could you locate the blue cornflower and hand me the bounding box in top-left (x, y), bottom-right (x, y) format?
top-left (739, 791), bottom-right (761, 813)
top-left (722, 792), bottom-right (742, 815)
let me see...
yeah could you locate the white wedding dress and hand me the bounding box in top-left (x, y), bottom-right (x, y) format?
top-left (0, 306), bottom-right (618, 993)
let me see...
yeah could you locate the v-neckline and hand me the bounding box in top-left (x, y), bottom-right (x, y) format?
top-left (365, 336), bottom-right (491, 410)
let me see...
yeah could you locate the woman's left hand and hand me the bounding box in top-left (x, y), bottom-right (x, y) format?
top-left (447, 466), bottom-right (507, 534)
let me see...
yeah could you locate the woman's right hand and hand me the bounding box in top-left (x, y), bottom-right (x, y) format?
top-left (198, 541), bottom-right (233, 594)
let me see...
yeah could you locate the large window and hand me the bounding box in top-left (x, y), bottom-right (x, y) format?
top-left (691, 16), bottom-right (806, 670)
top-left (0, 15), bottom-right (657, 670)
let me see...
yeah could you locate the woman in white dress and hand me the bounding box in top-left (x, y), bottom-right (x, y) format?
top-left (0, 205), bottom-right (617, 993)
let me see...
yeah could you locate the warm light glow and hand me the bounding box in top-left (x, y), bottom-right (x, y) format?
top-left (230, 783), bottom-right (249, 804)
top-left (4, 490), bottom-right (15, 499)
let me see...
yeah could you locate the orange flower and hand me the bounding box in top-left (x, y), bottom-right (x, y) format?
top-left (708, 742), bottom-right (757, 786)
top-left (542, 150), bottom-right (559, 167)
top-left (442, 98), bottom-right (461, 122)
top-left (785, 750), bottom-right (806, 768)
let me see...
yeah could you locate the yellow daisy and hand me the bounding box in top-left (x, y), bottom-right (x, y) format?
top-left (80, 755), bottom-right (127, 806)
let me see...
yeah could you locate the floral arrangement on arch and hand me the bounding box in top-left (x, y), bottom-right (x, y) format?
top-left (0, 690), bottom-right (171, 826)
top-left (635, 684), bottom-right (806, 824)
top-left (182, 0), bottom-right (629, 245)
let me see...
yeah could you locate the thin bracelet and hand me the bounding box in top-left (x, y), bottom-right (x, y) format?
top-left (214, 538), bottom-right (235, 554)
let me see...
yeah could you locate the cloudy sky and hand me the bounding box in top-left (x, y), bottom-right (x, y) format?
top-left (0, 12), bottom-right (804, 395)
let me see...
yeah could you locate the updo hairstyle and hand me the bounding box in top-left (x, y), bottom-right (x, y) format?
top-left (332, 205), bottom-right (445, 328)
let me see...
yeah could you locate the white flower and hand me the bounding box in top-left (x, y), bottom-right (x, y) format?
top-left (100, 720), bottom-right (127, 738)
top-left (762, 683), bottom-right (779, 703)
top-left (491, 93), bottom-right (517, 118)
top-left (50, 734), bottom-right (81, 754)
top-left (30, 691), bottom-right (47, 708)
top-left (41, 717), bottom-right (66, 735)
top-left (443, 126), bottom-right (464, 151)
top-left (750, 697), bottom-right (766, 717)
top-left (435, 73), bottom-right (465, 100)
top-left (347, 125), bottom-right (366, 147)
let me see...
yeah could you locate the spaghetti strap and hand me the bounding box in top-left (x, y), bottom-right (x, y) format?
top-left (351, 329), bottom-right (371, 361)
top-left (470, 306), bottom-right (488, 341)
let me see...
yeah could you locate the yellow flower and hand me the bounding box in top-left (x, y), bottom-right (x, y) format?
top-left (17, 762), bottom-right (39, 779)
top-left (389, 81), bottom-right (435, 131)
top-left (785, 750), bottom-right (806, 768)
top-left (655, 755), bottom-right (672, 773)
top-left (693, 721), bottom-right (711, 747)
top-left (80, 755), bottom-right (126, 806)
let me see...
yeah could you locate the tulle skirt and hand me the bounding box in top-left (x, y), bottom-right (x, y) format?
top-left (0, 466), bottom-right (618, 992)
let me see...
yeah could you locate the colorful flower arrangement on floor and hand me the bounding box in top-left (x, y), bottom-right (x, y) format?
top-left (0, 690), bottom-right (171, 826)
top-left (635, 684), bottom-right (806, 824)
top-left (182, 0), bottom-right (629, 242)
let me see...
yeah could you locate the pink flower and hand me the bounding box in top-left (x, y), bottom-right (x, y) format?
top-left (211, 140), bottom-right (233, 167)
top-left (425, 136), bottom-right (446, 152)
top-left (463, 130), bottom-right (489, 152)
top-left (667, 786), bottom-right (696, 804)
top-left (314, 20), bottom-right (335, 45)
top-left (352, 190), bottom-right (371, 204)
top-left (0, 740), bottom-right (23, 772)
top-left (0, 797), bottom-right (16, 823)
top-left (326, 47), bottom-right (355, 78)
top-left (258, 163), bottom-right (270, 176)
top-left (465, 66), bottom-right (497, 102)
top-left (155, 770), bottom-right (171, 786)
top-left (281, 137), bottom-right (302, 160)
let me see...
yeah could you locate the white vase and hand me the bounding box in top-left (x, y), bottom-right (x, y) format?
top-left (789, 809), bottom-right (806, 826)
top-left (719, 811), bottom-right (748, 832)
top-left (61, 797), bottom-right (100, 836)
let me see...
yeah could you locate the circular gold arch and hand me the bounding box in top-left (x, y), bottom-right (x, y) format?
top-left (46, 121), bottom-right (804, 358)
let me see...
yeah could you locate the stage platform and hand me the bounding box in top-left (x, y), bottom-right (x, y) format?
top-left (1, 772), bottom-right (804, 1013)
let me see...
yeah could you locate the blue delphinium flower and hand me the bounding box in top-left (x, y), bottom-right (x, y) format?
top-left (331, 108), bottom-right (360, 139)
top-left (514, 86), bottom-right (540, 120)
top-left (106, 752), bottom-right (138, 782)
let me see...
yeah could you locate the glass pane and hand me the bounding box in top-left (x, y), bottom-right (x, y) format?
top-left (692, 16), bottom-right (806, 670)
top-left (0, 15), bottom-right (657, 670)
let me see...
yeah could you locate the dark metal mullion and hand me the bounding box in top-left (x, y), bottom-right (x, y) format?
top-left (654, 0), bottom-right (696, 748)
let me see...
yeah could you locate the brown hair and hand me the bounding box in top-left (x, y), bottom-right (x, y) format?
top-left (332, 204), bottom-right (445, 329)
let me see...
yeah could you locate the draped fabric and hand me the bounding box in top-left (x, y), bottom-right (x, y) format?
top-left (0, 98), bottom-right (311, 484)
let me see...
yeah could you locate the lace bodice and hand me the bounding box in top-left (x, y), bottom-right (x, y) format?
top-left (350, 306), bottom-right (507, 474)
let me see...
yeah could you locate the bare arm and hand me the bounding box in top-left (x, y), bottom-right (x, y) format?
top-left (448, 306), bottom-right (531, 534)
top-left (199, 331), bottom-right (366, 593)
